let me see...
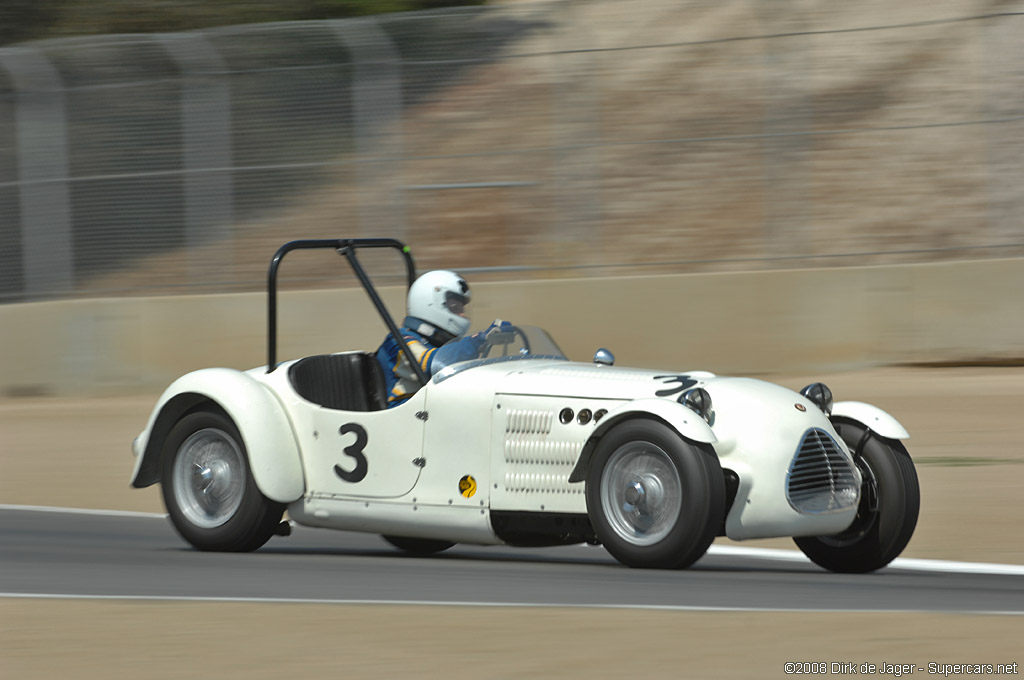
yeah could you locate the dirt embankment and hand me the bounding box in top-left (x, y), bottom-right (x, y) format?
top-left (78, 0), bottom-right (1024, 297)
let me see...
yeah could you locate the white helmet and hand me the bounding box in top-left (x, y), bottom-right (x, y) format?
top-left (407, 270), bottom-right (472, 338)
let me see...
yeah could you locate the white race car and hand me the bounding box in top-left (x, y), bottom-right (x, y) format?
top-left (131, 239), bottom-right (919, 572)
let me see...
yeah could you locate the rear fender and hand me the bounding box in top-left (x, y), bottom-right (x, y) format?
top-left (831, 401), bottom-right (910, 440)
top-left (568, 398), bottom-right (717, 483)
top-left (130, 368), bottom-right (305, 503)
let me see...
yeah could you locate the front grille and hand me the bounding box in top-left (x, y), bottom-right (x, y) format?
top-left (786, 428), bottom-right (859, 514)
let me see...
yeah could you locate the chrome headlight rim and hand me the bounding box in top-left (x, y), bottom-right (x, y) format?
top-left (680, 387), bottom-right (713, 424)
top-left (799, 382), bottom-right (834, 416)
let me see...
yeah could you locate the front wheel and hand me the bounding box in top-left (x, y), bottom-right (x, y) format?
top-left (586, 419), bottom-right (725, 569)
top-left (161, 409), bottom-right (284, 552)
top-left (794, 420), bottom-right (919, 573)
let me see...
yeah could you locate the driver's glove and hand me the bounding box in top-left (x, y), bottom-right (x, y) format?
top-left (484, 319), bottom-right (512, 340)
top-left (462, 320), bottom-right (513, 355)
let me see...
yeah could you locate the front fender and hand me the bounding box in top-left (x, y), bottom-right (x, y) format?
top-left (831, 401), bottom-right (909, 440)
top-left (568, 398), bottom-right (717, 483)
top-left (130, 368), bottom-right (305, 503)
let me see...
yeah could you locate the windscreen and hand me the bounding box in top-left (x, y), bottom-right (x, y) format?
top-left (431, 324), bottom-right (568, 384)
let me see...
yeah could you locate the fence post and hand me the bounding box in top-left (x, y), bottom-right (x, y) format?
top-left (0, 47), bottom-right (73, 299)
top-left (548, 0), bottom-right (602, 265)
top-left (980, 11), bottom-right (1024, 245)
top-left (157, 31), bottom-right (234, 283)
top-left (332, 17), bottom-right (405, 240)
top-left (754, 7), bottom-right (812, 261)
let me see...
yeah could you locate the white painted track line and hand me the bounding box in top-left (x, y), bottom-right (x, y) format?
top-left (705, 545), bottom-right (1024, 576)
top-left (3, 503), bottom-right (1023, 577)
top-left (0, 503), bottom-right (166, 519)
top-left (0, 593), bottom-right (1021, 615)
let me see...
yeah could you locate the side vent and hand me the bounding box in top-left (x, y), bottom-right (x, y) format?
top-left (503, 408), bottom-right (583, 495)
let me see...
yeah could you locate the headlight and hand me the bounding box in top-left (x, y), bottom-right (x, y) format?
top-left (680, 387), bottom-right (713, 424)
top-left (800, 382), bottom-right (833, 415)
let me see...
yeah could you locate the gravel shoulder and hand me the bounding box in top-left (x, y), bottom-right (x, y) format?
top-left (2, 602), bottom-right (1021, 679)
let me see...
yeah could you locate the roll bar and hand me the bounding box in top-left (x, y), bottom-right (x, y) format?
top-left (266, 238), bottom-right (427, 385)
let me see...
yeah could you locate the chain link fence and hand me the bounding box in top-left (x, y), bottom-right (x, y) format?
top-left (1, 1), bottom-right (1022, 302)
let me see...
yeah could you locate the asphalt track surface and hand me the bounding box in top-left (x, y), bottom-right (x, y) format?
top-left (3, 507), bottom-right (1023, 614)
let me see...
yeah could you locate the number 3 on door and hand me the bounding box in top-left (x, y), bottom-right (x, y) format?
top-left (334, 423), bottom-right (368, 483)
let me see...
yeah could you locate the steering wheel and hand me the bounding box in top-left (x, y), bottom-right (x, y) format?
top-left (481, 325), bottom-right (531, 358)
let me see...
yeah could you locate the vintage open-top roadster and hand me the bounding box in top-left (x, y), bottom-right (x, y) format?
top-left (131, 239), bottom-right (919, 572)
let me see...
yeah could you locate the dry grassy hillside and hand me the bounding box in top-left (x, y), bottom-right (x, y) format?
top-left (81, 0), bottom-right (1024, 294)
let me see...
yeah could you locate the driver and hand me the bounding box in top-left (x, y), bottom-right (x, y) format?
top-left (376, 270), bottom-right (510, 408)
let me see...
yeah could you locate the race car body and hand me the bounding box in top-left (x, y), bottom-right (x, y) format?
top-left (131, 239), bottom-right (919, 572)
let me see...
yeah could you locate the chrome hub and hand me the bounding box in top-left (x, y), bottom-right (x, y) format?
top-left (623, 481), bottom-right (645, 510)
top-left (173, 428), bottom-right (245, 529)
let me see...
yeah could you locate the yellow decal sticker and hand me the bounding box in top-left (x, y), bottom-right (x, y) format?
top-left (459, 475), bottom-right (477, 498)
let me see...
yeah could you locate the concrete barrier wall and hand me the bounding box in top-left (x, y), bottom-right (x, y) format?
top-left (2, 258), bottom-right (1022, 397)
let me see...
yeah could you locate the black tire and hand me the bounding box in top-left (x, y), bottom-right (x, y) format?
top-left (794, 419), bottom-right (919, 573)
top-left (382, 535), bottom-right (455, 555)
top-left (585, 419), bottom-right (725, 569)
top-left (160, 410), bottom-right (284, 552)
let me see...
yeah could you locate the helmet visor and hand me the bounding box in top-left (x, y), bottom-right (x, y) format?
top-left (444, 291), bottom-right (469, 316)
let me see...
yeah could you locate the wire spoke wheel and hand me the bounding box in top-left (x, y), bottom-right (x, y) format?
top-left (600, 443), bottom-right (683, 546)
top-left (586, 419), bottom-right (724, 569)
top-left (172, 428), bottom-right (246, 529)
top-left (161, 410), bottom-right (284, 552)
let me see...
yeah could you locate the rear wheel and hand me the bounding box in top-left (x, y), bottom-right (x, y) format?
top-left (382, 535), bottom-right (455, 555)
top-left (161, 410), bottom-right (284, 552)
top-left (586, 419), bottom-right (724, 569)
top-left (794, 420), bottom-right (919, 573)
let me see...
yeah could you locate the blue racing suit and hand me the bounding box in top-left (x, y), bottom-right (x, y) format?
top-left (376, 316), bottom-right (494, 408)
